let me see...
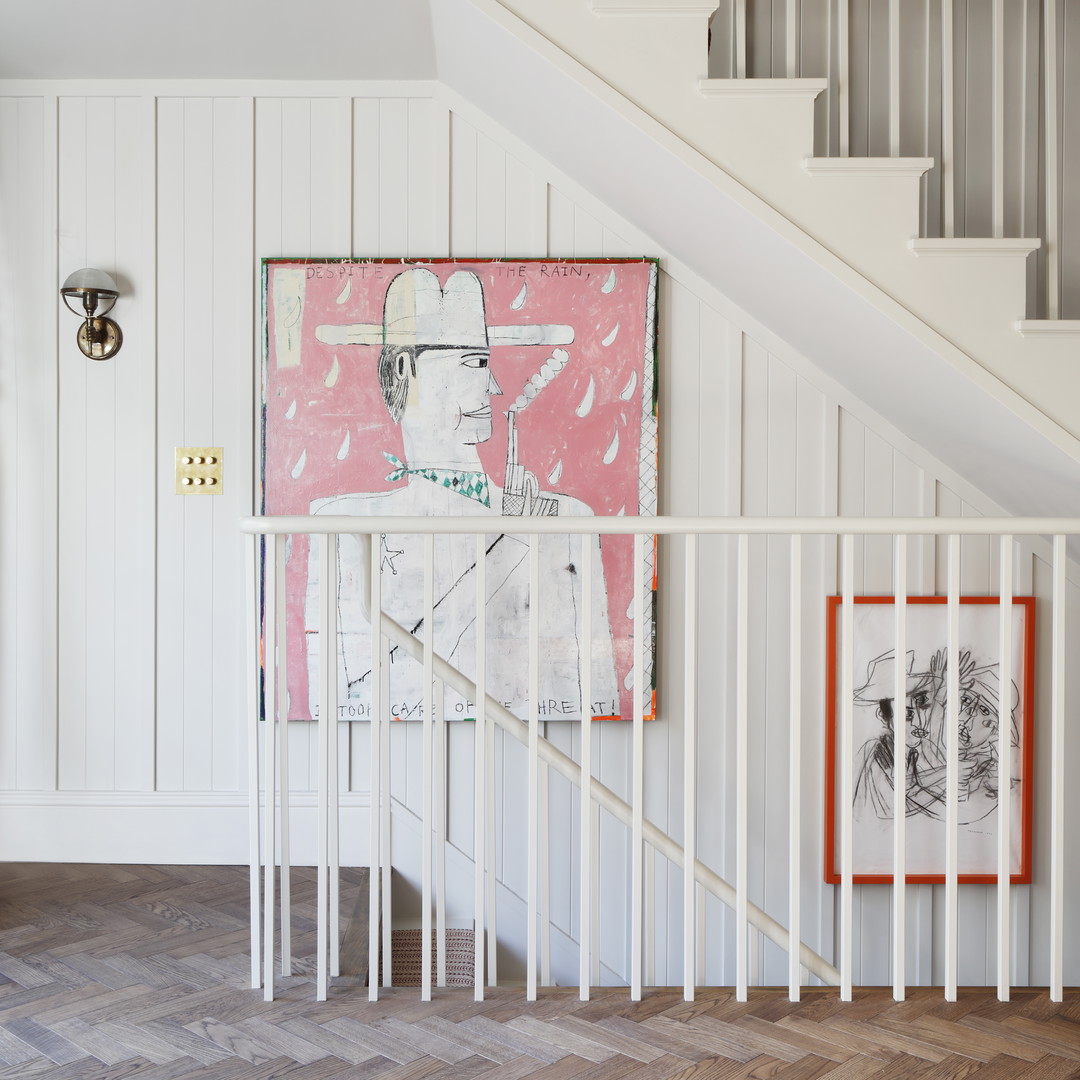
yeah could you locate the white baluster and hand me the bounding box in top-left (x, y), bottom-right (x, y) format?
top-left (839, 534), bottom-right (854, 1002)
top-left (368, 533), bottom-right (381, 1001)
top-left (474, 534), bottom-right (487, 1000)
top-left (631, 532), bottom-right (646, 1000)
top-left (996, 535), bottom-right (1013, 1000)
top-left (892, 536), bottom-right (907, 1002)
top-left (1044, 0), bottom-right (1060, 317)
top-left (944, 534), bottom-right (960, 1002)
top-left (736, 533), bottom-right (749, 1001)
top-left (316, 535), bottom-right (335, 1002)
top-left (788, 534), bottom-right (802, 1002)
top-left (1050, 534), bottom-right (1065, 1000)
top-left (889, 0), bottom-right (901, 156)
top-left (837, 0), bottom-right (850, 156)
top-left (275, 535), bottom-right (291, 979)
top-left (245, 532), bottom-right (261, 991)
top-left (527, 533), bottom-right (540, 1001)
top-left (422, 535), bottom-right (434, 1001)
top-left (684, 533), bottom-right (698, 1002)
top-left (992, 0), bottom-right (1005, 237)
top-left (941, 0), bottom-right (955, 237)
top-left (262, 536), bottom-right (279, 1002)
top-left (435, 678), bottom-right (447, 987)
top-left (580, 537), bottom-right (594, 1001)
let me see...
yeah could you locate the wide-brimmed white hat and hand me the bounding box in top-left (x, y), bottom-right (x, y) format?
top-left (316, 267), bottom-right (573, 349)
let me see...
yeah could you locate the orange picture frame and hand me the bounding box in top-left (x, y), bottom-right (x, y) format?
top-left (825, 595), bottom-right (1035, 885)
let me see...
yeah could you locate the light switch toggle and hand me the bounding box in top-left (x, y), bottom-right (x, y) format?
top-left (176, 447), bottom-right (223, 494)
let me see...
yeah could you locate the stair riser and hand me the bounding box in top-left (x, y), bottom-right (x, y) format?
top-left (784, 175), bottom-right (925, 256)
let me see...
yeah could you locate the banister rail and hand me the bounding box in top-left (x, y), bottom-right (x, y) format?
top-left (245, 513), bottom-right (1074, 1005)
top-left (243, 514), bottom-right (1080, 536)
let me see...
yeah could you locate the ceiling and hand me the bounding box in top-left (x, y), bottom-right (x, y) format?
top-left (0, 0), bottom-right (436, 80)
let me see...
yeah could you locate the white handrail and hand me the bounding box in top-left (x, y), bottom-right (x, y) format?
top-left (247, 512), bottom-right (1072, 997)
top-left (242, 514), bottom-right (1080, 537)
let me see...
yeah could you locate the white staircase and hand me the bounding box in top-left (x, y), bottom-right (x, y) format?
top-left (477, 0), bottom-right (1080, 453)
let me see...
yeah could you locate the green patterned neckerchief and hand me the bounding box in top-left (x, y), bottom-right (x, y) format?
top-left (384, 452), bottom-right (491, 508)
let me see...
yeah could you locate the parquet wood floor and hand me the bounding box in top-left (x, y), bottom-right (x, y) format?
top-left (0, 863), bottom-right (1077, 1080)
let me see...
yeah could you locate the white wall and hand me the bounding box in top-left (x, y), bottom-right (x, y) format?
top-left (1, 80), bottom-right (1076, 988)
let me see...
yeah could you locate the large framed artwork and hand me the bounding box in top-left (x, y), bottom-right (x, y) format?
top-left (824, 596), bottom-right (1035, 884)
top-left (261, 257), bottom-right (659, 724)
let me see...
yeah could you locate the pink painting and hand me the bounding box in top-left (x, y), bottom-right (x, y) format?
top-left (261, 258), bottom-right (658, 723)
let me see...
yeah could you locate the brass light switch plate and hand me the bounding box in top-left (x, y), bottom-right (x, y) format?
top-left (176, 447), bottom-right (223, 494)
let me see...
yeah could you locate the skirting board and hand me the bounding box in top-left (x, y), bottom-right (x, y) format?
top-left (0, 792), bottom-right (371, 865)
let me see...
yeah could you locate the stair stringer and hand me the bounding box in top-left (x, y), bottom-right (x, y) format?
top-left (431, 0), bottom-right (1080, 515)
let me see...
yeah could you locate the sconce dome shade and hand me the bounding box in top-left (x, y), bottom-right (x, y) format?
top-left (61, 267), bottom-right (119, 318)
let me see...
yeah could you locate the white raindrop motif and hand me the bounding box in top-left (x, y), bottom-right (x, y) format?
top-left (575, 374), bottom-right (596, 418)
top-left (619, 369), bottom-right (638, 401)
top-left (337, 429), bottom-right (351, 461)
top-left (335, 276), bottom-right (352, 304)
top-left (324, 355), bottom-right (341, 388)
top-left (602, 322), bottom-right (619, 347)
top-left (602, 424), bottom-right (619, 464)
top-left (601, 268), bottom-right (617, 294)
top-left (626, 598), bottom-right (635, 619)
top-left (623, 667), bottom-right (634, 690)
top-left (510, 281), bottom-right (528, 310)
top-left (547, 460), bottom-right (563, 484)
top-left (284, 399), bottom-right (297, 420)
top-left (616, 505), bottom-right (626, 516)
top-left (282, 297), bottom-right (302, 328)
top-left (291, 449), bottom-right (307, 479)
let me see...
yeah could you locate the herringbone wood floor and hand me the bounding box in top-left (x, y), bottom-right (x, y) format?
top-left (0, 864), bottom-right (1077, 1080)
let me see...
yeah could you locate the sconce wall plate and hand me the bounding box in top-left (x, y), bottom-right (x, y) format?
top-left (61, 267), bottom-right (123, 361)
top-left (76, 317), bottom-right (123, 361)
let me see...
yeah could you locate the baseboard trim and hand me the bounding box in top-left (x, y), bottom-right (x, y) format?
top-left (0, 791), bottom-right (370, 864)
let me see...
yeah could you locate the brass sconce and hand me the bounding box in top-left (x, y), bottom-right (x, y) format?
top-left (60, 268), bottom-right (123, 360)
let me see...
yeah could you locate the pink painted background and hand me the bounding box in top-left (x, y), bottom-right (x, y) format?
top-left (262, 258), bottom-right (658, 721)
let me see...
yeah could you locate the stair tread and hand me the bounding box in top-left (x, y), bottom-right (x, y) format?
top-left (804, 157), bottom-right (934, 176)
top-left (698, 77), bottom-right (828, 97)
top-left (911, 238), bottom-right (1041, 256)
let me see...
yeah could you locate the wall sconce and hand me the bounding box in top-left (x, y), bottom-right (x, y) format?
top-left (60, 268), bottom-right (123, 360)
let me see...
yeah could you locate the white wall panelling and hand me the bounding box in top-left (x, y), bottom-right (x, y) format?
top-left (1, 80), bottom-right (1078, 988)
top-left (56, 95), bottom-right (156, 793)
top-left (0, 94), bottom-right (57, 793)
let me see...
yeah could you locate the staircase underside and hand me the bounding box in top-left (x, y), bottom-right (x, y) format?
top-left (433, 0), bottom-right (1080, 517)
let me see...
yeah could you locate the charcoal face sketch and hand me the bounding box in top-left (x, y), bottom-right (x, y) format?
top-left (853, 647), bottom-right (1018, 826)
top-left (827, 597), bottom-right (1033, 882)
top-left (261, 258), bottom-right (659, 724)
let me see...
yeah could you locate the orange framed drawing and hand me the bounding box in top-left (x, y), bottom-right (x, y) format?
top-left (825, 595), bottom-right (1035, 885)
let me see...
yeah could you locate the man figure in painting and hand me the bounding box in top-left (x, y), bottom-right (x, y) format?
top-left (853, 651), bottom-right (947, 820)
top-left (306, 266), bottom-right (619, 723)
